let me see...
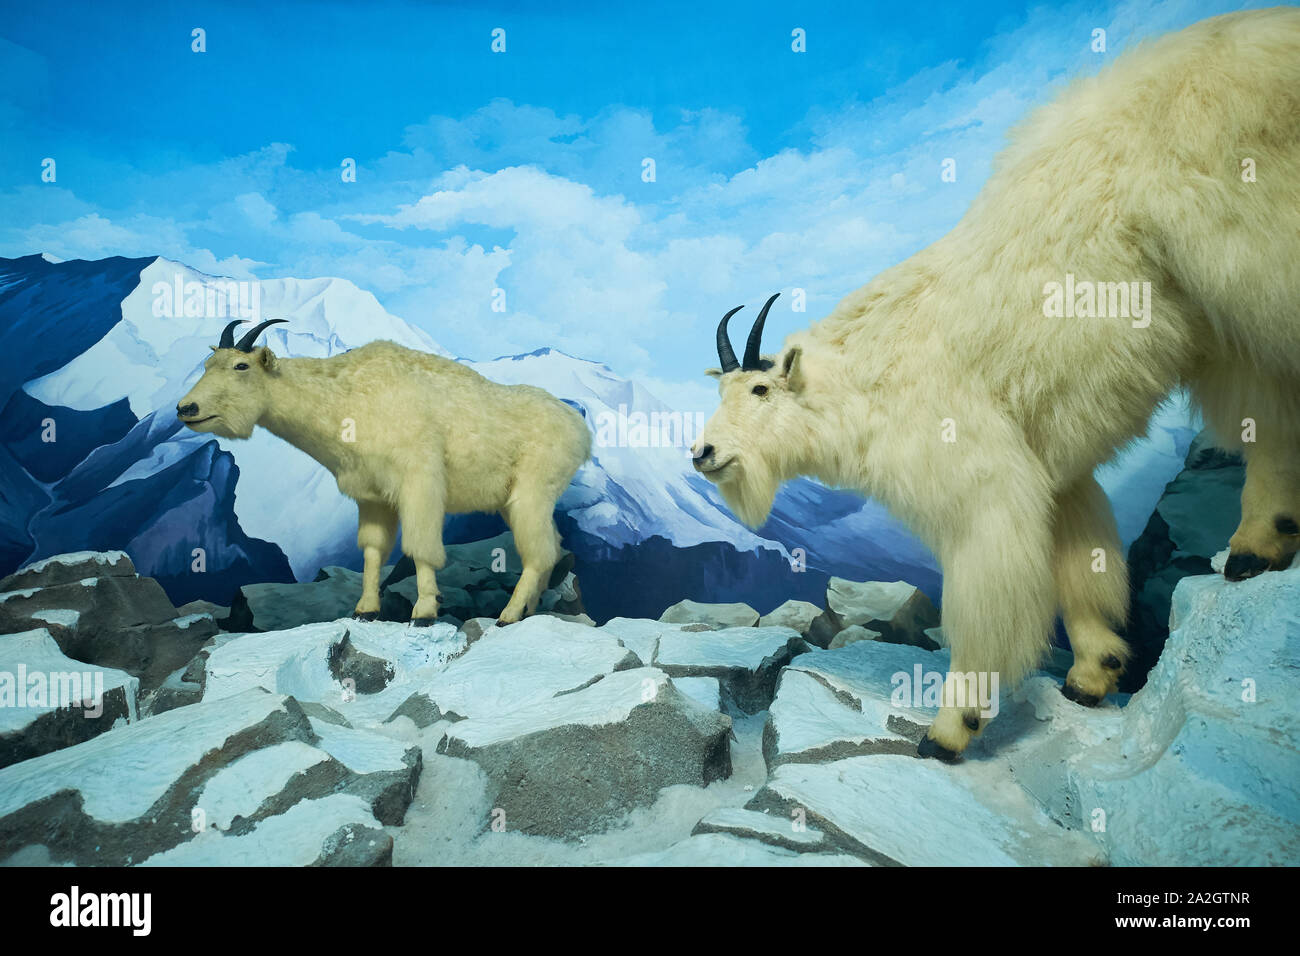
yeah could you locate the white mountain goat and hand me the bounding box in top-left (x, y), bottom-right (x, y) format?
top-left (178, 321), bottom-right (591, 625)
top-left (691, 9), bottom-right (1300, 760)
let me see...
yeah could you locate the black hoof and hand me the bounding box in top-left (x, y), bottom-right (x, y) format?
top-left (494, 618), bottom-right (512, 628)
top-left (917, 736), bottom-right (961, 763)
top-left (351, 611), bottom-right (378, 622)
top-left (1061, 682), bottom-right (1101, 707)
top-left (1224, 551), bottom-right (1271, 582)
top-left (410, 617), bottom-right (439, 628)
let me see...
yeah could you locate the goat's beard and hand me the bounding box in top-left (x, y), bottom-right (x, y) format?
top-left (716, 457), bottom-right (780, 530)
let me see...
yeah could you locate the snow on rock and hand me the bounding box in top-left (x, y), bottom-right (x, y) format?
top-left (141, 794), bottom-right (392, 866)
top-left (752, 754), bottom-right (1102, 866)
top-left (0, 680), bottom-right (423, 865)
top-left (0, 629), bottom-right (139, 768)
top-left (196, 740), bottom-right (332, 831)
top-left (764, 641), bottom-right (944, 767)
top-left (438, 667), bottom-right (732, 837)
top-left (808, 578), bottom-right (939, 649)
top-left (691, 806), bottom-right (828, 853)
top-left (0, 550), bottom-right (135, 591)
top-left (1014, 564), bottom-right (1300, 865)
top-left (203, 619), bottom-right (464, 728)
top-left (659, 599), bottom-right (759, 629)
top-left (418, 615), bottom-right (637, 721)
top-left (598, 616), bottom-right (689, 666)
top-left (653, 625), bottom-right (810, 712)
top-left (0, 688), bottom-right (314, 864)
top-left (0, 554), bottom-right (214, 693)
top-left (601, 831), bottom-right (866, 867)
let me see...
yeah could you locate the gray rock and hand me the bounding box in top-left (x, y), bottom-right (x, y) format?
top-left (659, 599), bottom-right (759, 629)
top-left (226, 575), bottom-right (361, 632)
top-left (315, 823), bottom-right (393, 866)
top-left (828, 624), bottom-right (881, 649)
top-left (757, 600), bottom-right (822, 637)
top-left (383, 692), bottom-right (448, 729)
top-left (0, 551), bottom-right (136, 593)
top-left (808, 578), bottom-right (939, 650)
top-left (327, 633), bottom-right (396, 695)
top-left (438, 668), bottom-right (731, 837)
top-left (1125, 430), bottom-right (1243, 690)
top-left (176, 599), bottom-right (230, 624)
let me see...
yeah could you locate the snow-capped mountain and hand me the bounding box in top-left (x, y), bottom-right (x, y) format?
top-left (0, 254), bottom-right (1198, 619)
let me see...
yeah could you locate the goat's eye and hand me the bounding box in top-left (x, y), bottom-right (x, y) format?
top-left (233, 363), bottom-right (250, 371)
top-left (752, 385), bottom-right (768, 396)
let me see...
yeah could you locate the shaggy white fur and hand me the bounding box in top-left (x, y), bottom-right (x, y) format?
top-left (179, 338), bottom-right (591, 625)
top-left (694, 9), bottom-right (1300, 757)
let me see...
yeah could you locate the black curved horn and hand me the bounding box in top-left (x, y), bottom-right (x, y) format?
top-left (716, 305), bottom-right (744, 373)
top-left (234, 319), bottom-right (288, 352)
top-left (742, 293), bottom-right (780, 371)
top-left (218, 320), bottom-right (242, 350)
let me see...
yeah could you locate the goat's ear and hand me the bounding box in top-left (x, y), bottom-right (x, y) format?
top-left (209, 346), bottom-right (218, 352)
top-left (778, 346), bottom-right (804, 391)
top-left (257, 346), bottom-right (279, 373)
top-left (704, 367), bottom-right (723, 379)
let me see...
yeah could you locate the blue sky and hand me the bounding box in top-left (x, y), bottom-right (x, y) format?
top-left (0, 0), bottom-right (1267, 410)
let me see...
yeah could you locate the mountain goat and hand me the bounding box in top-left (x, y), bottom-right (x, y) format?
top-left (178, 321), bottom-right (591, 626)
top-left (692, 9), bottom-right (1300, 759)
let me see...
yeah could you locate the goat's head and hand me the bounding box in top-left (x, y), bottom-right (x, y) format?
top-left (691, 293), bottom-right (805, 528)
top-left (177, 319), bottom-right (287, 439)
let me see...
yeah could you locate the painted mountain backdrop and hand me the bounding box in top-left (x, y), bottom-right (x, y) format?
top-left (0, 255), bottom-right (1196, 620)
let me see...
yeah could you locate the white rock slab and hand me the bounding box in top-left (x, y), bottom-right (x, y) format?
top-left (420, 615), bottom-right (636, 721)
top-left (602, 832), bottom-right (867, 867)
top-left (762, 755), bottom-right (1101, 866)
top-left (672, 676), bottom-right (721, 713)
top-left (0, 628), bottom-right (139, 736)
top-left (0, 688), bottom-right (302, 824)
top-left (196, 740), bottom-right (330, 830)
top-left (203, 618), bottom-right (464, 728)
top-left (141, 794), bottom-right (382, 866)
top-left (659, 599), bottom-right (759, 629)
top-left (693, 806), bottom-right (826, 851)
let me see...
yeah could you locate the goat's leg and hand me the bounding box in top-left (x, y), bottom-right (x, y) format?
top-left (1191, 364), bottom-right (1300, 579)
top-left (397, 474), bottom-right (446, 626)
top-left (498, 490), bottom-right (564, 626)
top-left (1227, 433), bottom-right (1300, 580)
top-left (919, 463), bottom-right (1056, 760)
top-left (354, 499), bottom-right (397, 619)
top-left (1053, 476), bottom-right (1131, 705)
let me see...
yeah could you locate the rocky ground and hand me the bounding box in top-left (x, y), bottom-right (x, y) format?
top-left (1, 520), bottom-right (1295, 866)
